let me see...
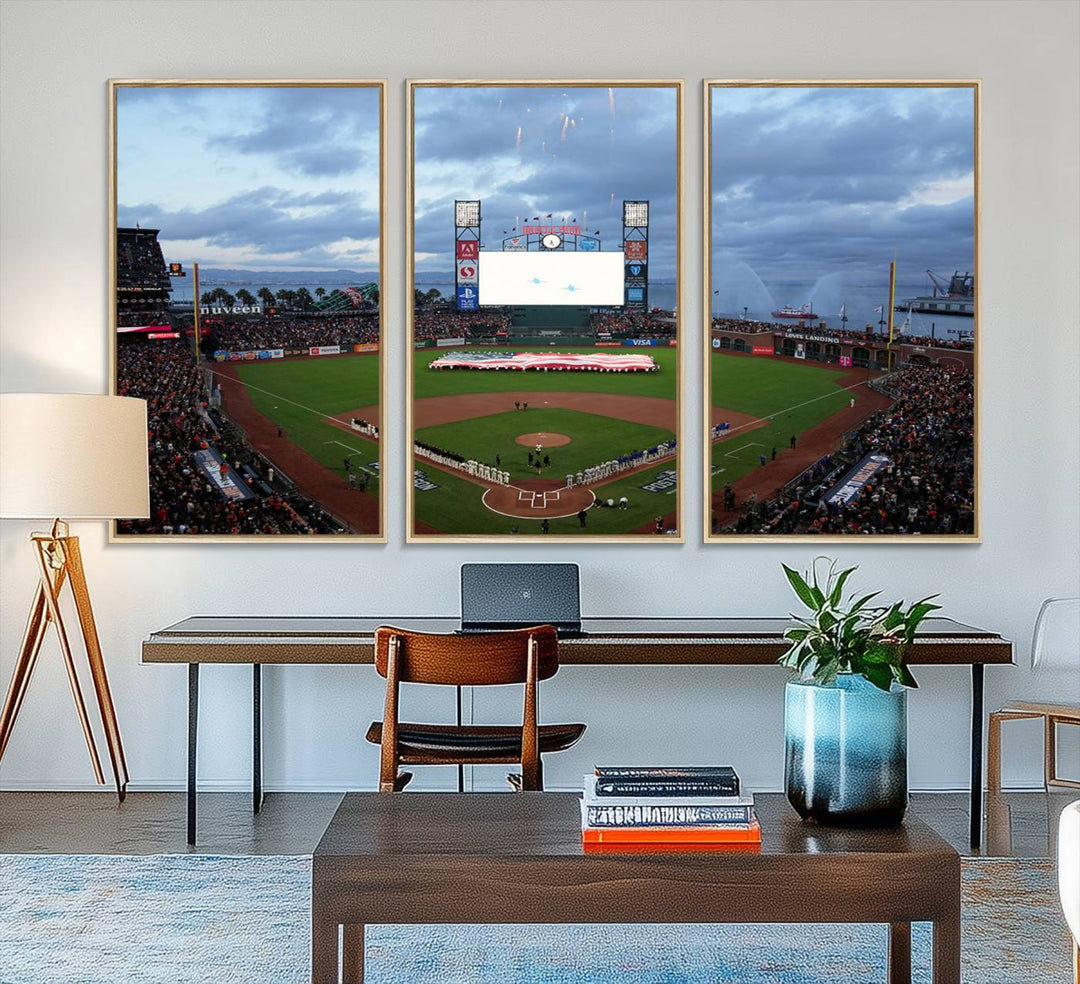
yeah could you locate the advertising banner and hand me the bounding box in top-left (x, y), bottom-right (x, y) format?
top-left (578, 237), bottom-right (598, 251)
top-left (503, 236), bottom-right (526, 251)
top-left (794, 343), bottom-right (806, 360)
top-left (624, 338), bottom-right (658, 347)
top-left (456, 240), bottom-right (479, 260)
top-left (256, 349), bottom-right (284, 360)
top-left (824, 453), bottom-right (891, 507)
top-left (193, 447), bottom-right (255, 502)
top-left (626, 287), bottom-right (645, 303)
top-left (310, 345), bottom-right (341, 356)
top-left (435, 336), bottom-right (467, 347)
top-left (456, 284), bottom-right (479, 310)
top-left (595, 341), bottom-right (622, 347)
top-left (353, 343), bottom-right (380, 353)
top-left (752, 345), bottom-right (773, 354)
top-left (839, 355), bottom-right (853, 367)
top-left (626, 260), bottom-right (646, 279)
top-left (624, 241), bottom-right (647, 260)
top-left (456, 260), bottom-right (478, 283)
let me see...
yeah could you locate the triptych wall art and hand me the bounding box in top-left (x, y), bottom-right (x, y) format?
top-left (107, 79), bottom-right (978, 544)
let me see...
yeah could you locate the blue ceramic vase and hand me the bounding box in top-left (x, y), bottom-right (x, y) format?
top-left (784, 673), bottom-right (908, 826)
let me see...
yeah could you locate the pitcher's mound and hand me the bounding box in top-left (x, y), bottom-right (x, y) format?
top-left (515, 432), bottom-right (571, 448)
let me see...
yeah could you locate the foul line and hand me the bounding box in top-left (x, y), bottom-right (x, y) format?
top-left (323, 440), bottom-right (380, 478)
top-left (211, 369), bottom-right (355, 428)
top-left (712, 376), bottom-right (871, 444)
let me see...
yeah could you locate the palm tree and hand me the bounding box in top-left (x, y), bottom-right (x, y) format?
top-left (257, 287), bottom-right (275, 309)
top-left (235, 289), bottom-right (256, 307)
top-left (315, 287), bottom-right (326, 300)
top-left (296, 287), bottom-right (314, 310)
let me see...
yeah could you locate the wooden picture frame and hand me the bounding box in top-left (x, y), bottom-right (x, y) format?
top-left (406, 80), bottom-right (683, 543)
top-left (704, 80), bottom-right (980, 542)
top-left (108, 79), bottom-right (387, 542)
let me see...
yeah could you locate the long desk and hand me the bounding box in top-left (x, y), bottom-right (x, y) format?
top-left (141, 616), bottom-right (1013, 846)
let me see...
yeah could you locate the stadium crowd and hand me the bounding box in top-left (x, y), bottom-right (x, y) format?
top-left (115, 337), bottom-right (348, 535)
top-left (205, 313), bottom-right (379, 352)
top-left (711, 317), bottom-right (974, 351)
top-left (591, 309), bottom-right (676, 338)
top-left (413, 308), bottom-right (512, 341)
top-left (721, 363), bottom-right (975, 535)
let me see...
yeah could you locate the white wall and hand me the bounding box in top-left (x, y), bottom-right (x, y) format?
top-left (1, 0), bottom-right (1077, 795)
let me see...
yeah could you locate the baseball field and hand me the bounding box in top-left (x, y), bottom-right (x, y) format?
top-left (412, 345), bottom-right (679, 536)
top-left (212, 353), bottom-right (382, 534)
top-left (710, 351), bottom-right (892, 519)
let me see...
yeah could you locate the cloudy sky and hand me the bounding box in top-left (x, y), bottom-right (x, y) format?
top-left (711, 86), bottom-right (975, 292)
top-left (413, 85), bottom-right (679, 277)
top-left (116, 85), bottom-right (380, 270)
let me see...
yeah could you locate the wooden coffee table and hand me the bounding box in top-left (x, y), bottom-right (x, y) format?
top-left (311, 792), bottom-right (960, 984)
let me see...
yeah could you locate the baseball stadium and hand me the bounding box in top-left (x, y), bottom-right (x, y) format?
top-left (114, 227), bottom-right (382, 537)
top-left (410, 84), bottom-right (680, 538)
top-left (410, 192), bottom-right (678, 538)
top-left (709, 318), bottom-right (975, 536)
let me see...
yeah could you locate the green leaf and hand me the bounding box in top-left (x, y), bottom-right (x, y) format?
top-left (829, 566), bottom-right (856, 607)
top-left (895, 664), bottom-right (919, 689)
top-left (782, 564), bottom-right (819, 611)
top-left (863, 663), bottom-right (894, 692)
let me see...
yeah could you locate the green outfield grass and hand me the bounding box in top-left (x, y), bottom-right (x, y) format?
top-left (416, 408), bottom-right (673, 482)
top-left (234, 355), bottom-right (381, 492)
top-left (413, 456), bottom-right (678, 536)
top-left (414, 346), bottom-right (677, 399)
top-left (710, 353), bottom-right (856, 491)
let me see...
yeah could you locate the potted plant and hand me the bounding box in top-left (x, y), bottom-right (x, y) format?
top-left (779, 559), bottom-right (940, 826)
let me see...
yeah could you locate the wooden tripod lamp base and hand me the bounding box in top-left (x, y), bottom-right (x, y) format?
top-left (0, 521), bottom-right (130, 800)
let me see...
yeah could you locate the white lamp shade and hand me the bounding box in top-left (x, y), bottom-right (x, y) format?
top-left (0, 393), bottom-right (149, 520)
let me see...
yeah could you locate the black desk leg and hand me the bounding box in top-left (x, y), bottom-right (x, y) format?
top-left (253, 663), bottom-right (263, 814)
top-left (969, 663), bottom-right (984, 848)
top-left (456, 684), bottom-right (465, 793)
top-left (187, 663), bottom-right (199, 847)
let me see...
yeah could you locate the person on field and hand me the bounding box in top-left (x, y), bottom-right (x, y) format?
top-left (578, 509), bottom-right (587, 527)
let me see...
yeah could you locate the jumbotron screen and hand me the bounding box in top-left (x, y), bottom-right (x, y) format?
top-left (478, 251), bottom-right (624, 306)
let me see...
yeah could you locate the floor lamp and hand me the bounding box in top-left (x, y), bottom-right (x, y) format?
top-left (0, 393), bottom-right (149, 800)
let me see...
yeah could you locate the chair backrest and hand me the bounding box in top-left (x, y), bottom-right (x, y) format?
top-left (1031, 597), bottom-right (1080, 671)
top-left (373, 625), bottom-right (560, 686)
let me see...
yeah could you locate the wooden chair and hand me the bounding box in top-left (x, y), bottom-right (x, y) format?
top-left (365, 625), bottom-right (586, 792)
top-left (987, 598), bottom-right (1080, 793)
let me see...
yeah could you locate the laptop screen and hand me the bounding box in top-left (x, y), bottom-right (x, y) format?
top-left (460, 563), bottom-right (581, 630)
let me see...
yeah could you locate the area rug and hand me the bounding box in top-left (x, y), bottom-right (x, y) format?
top-left (0, 854), bottom-right (1070, 983)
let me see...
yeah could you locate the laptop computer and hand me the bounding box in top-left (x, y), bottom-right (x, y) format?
top-left (459, 563), bottom-right (582, 637)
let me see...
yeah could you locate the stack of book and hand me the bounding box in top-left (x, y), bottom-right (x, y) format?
top-left (581, 766), bottom-right (760, 848)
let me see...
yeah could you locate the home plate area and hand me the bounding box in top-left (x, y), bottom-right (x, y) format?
top-left (483, 479), bottom-right (595, 519)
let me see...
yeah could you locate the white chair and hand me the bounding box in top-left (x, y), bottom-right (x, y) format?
top-left (988, 598), bottom-right (1080, 791)
top-left (1059, 799), bottom-right (1080, 983)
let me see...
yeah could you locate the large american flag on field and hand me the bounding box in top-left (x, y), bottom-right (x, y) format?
top-left (428, 351), bottom-right (658, 372)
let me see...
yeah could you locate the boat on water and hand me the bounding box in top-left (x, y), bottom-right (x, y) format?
top-left (896, 269), bottom-right (974, 318)
top-left (771, 303), bottom-right (817, 320)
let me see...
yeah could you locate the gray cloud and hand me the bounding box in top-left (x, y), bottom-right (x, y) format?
top-left (413, 86), bottom-right (679, 277)
top-left (710, 86), bottom-right (975, 285)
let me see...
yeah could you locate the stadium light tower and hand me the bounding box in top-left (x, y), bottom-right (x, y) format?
top-left (622, 201), bottom-right (649, 229)
top-left (622, 200), bottom-right (650, 310)
top-left (454, 200), bottom-right (481, 311)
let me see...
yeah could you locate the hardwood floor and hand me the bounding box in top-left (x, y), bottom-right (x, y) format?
top-left (0, 789), bottom-right (1074, 857)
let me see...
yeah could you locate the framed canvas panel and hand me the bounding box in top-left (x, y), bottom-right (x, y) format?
top-left (705, 80), bottom-right (980, 542)
top-left (407, 80), bottom-right (683, 542)
top-left (109, 80), bottom-right (386, 541)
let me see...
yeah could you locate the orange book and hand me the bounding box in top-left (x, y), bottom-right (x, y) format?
top-left (582, 818), bottom-right (761, 845)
